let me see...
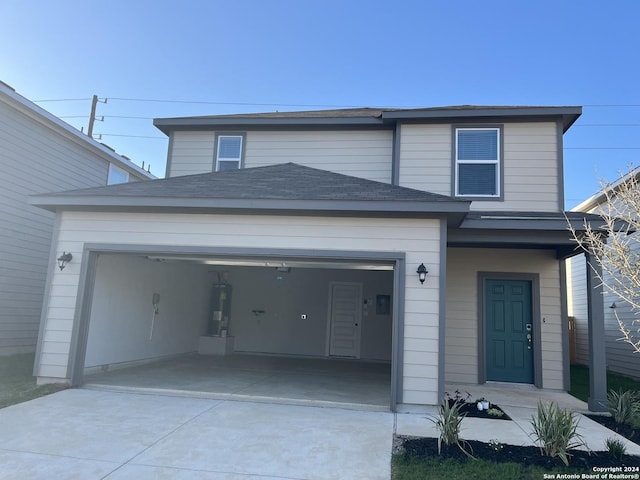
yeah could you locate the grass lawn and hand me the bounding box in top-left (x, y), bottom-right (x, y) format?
top-left (569, 364), bottom-right (640, 402)
top-left (392, 455), bottom-right (574, 480)
top-left (0, 353), bottom-right (67, 408)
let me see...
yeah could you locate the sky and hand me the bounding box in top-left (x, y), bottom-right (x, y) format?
top-left (1, 0), bottom-right (638, 208)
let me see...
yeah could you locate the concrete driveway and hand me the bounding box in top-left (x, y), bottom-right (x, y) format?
top-left (0, 389), bottom-right (393, 480)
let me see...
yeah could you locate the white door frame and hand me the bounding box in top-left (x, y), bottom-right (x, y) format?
top-left (325, 281), bottom-right (363, 358)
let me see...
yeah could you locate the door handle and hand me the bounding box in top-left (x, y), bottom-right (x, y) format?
top-left (527, 333), bottom-right (532, 349)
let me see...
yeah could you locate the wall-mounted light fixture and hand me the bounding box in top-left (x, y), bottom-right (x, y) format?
top-left (416, 263), bottom-right (428, 284)
top-left (57, 252), bottom-right (73, 271)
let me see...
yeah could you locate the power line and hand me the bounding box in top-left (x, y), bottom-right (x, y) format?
top-left (574, 124), bottom-right (640, 127)
top-left (106, 97), bottom-right (369, 108)
top-left (95, 133), bottom-right (166, 139)
top-left (31, 95), bottom-right (640, 109)
top-left (33, 98), bottom-right (92, 102)
top-left (583, 104), bottom-right (640, 107)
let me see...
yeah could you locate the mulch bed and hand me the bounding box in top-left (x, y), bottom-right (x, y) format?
top-left (585, 414), bottom-right (640, 446)
top-left (398, 436), bottom-right (640, 469)
top-left (448, 400), bottom-right (512, 420)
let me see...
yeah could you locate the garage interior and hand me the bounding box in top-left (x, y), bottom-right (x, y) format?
top-left (82, 253), bottom-right (396, 409)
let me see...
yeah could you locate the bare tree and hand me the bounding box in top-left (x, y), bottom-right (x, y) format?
top-left (570, 170), bottom-right (640, 353)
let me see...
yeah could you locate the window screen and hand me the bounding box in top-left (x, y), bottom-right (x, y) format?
top-left (455, 128), bottom-right (500, 197)
top-left (216, 135), bottom-right (243, 171)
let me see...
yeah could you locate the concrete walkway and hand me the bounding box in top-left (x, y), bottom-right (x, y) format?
top-left (396, 383), bottom-right (640, 457)
top-left (0, 389), bottom-right (393, 480)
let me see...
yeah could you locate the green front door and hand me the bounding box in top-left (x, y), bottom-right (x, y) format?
top-left (486, 279), bottom-right (534, 383)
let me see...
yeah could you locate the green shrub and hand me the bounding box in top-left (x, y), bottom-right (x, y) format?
top-left (430, 397), bottom-right (473, 458)
top-left (530, 401), bottom-right (587, 466)
top-left (605, 437), bottom-right (627, 460)
top-left (607, 388), bottom-right (640, 425)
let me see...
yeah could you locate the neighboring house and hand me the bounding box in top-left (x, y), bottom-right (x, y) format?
top-left (568, 168), bottom-right (640, 380)
top-left (29, 105), bottom-right (609, 411)
top-left (0, 81), bottom-right (154, 355)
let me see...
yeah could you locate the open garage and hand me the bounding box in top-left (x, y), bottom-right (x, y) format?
top-left (81, 252), bottom-right (396, 408)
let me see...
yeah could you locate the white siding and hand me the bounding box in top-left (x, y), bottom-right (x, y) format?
top-left (398, 122), bottom-right (560, 212)
top-left (38, 212), bottom-right (442, 405)
top-left (245, 130), bottom-right (393, 183)
top-left (570, 242), bottom-right (640, 380)
top-left (167, 130), bottom-right (393, 183)
top-left (0, 100), bottom-right (110, 354)
top-left (569, 197), bottom-right (640, 379)
top-left (398, 124), bottom-right (451, 195)
top-left (567, 255), bottom-right (589, 365)
top-left (445, 248), bottom-right (564, 389)
top-left (475, 122), bottom-right (559, 212)
top-left (167, 131), bottom-right (216, 177)
top-left (603, 292), bottom-right (640, 379)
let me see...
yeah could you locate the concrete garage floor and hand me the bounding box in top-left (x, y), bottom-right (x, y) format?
top-left (84, 354), bottom-right (392, 410)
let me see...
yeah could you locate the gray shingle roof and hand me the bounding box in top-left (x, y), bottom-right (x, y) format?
top-left (39, 163), bottom-right (458, 202)
top-left (31, 163), bottom-right (471, 221)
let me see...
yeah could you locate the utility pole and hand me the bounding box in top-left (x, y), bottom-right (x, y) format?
top-left (87, 95), bottom-right (107, 138)
top-left (87, 95), bottom-right (98, 138)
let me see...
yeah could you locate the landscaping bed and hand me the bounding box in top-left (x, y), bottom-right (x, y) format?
top-left (448, 400), bottom-right (511, 420)
top-left (396, 435), bottom-right (640, 470)
top-left (586, 414), bottom-right (640, 446)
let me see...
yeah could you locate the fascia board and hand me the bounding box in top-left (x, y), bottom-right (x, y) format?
top-left (153, 116), bottom-right (385, 134)
top-left (29, 195), bottom-right (471, 216)
top-left (382, 107), bottom-right (582, 131)
top-left (459, 216), bottom-right (604, 231)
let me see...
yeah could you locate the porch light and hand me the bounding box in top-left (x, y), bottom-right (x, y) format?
top-left (416, 263), bottom-right (428, 284)
top-left (57, 252), bottom-right (73, 271)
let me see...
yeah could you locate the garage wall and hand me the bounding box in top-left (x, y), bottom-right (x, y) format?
top-left (37, 211), bottom-right (442, 405)
top-left (84, 255), bottom-right (210, 368)
top-left (445, 248), bottom-right (564, 389)
top-left (225, 266), bottom-right (393, 360)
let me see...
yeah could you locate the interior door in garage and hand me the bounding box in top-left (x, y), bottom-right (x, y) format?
top-left (328, 282), bottom-right (362, 358)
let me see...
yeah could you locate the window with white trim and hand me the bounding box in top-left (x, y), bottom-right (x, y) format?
top-left (215, 135), bottom-right (243, 171)
top-left (107, 163), bottom-right (129, 185)
top-left (454, 127), bottom-right (500, 197)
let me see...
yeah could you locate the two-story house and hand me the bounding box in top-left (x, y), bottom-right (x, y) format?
top-left (29, 105), bottom-right (608, 411)
top-left (0, 81), bottom-right (154, 356)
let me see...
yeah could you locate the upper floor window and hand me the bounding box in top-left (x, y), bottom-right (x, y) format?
top-left (215, 134), bottom-right (244, 172)
top-left (454, 127), bottom-right (501, 197)
top-left (107, 163), bottom-right (129, 185)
